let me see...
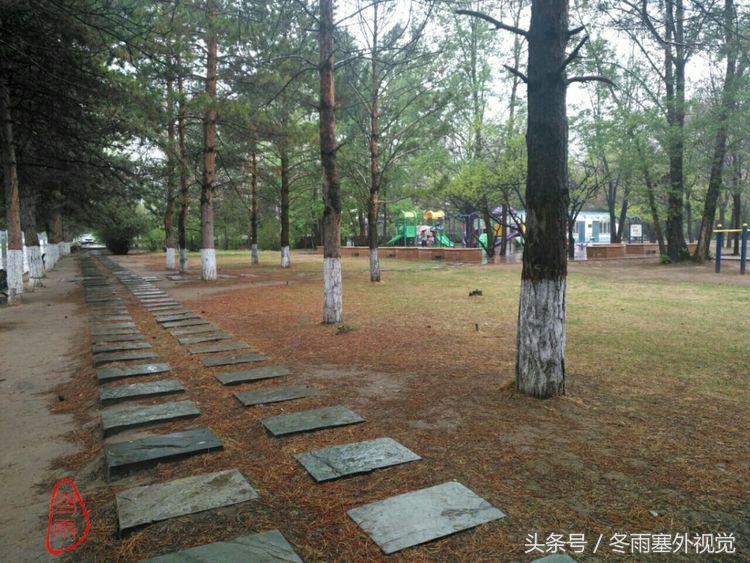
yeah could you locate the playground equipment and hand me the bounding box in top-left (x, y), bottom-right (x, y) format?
top-left (386, 210), bottom-right (419, 246)
top-left (386, 209), bottom-right (455, 247)
top-left (714, 224), bottom-right (747, 275)
top-left (462, 208), bottom-right (523, 256)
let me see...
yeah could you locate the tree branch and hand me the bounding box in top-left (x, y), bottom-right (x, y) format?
top-left (561, 35), bottom-right (588, 70)
top-left (455, 9), bottom-right (528, 38)
top-left (566, 75), bottom-right (617, 87)
top-left (567, 25), bottom-right (586, 38)
top-left (503, 64), bottom-right (528, 83)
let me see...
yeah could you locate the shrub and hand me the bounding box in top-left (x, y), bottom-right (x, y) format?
top-left (95, 203), bottom-right (150, 255)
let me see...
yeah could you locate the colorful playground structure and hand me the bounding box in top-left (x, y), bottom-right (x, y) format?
top-left (714, 223), bottom-right (748, 275)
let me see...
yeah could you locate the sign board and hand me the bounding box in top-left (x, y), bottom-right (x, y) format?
top-left (630, 224), bottom-right (643, 238)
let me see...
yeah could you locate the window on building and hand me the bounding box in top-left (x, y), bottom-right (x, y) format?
top-left (600, 222), bottom-right (610, 234)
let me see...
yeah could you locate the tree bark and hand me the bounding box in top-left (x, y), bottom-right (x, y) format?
top-left (695, 0), bottom-right (738, 260)
top-left (636, 140), bottom-right (666, 255)
top-left (177, 64), bottom-right (189, 272)
top-left (0, 72), bottom-right (23, 302)
top-left (368, 0), bottom-right (381, 282)
top-left (200, 0), bottom-right (218, 281)
top-left (46, 191), bottom-right (63, 271)
top-left (20, 183), bottom-right (44, 288)
top-left (731, 190), bottom-right (741, 255)
top-left (515, 0), bottom-right (569, 399)
top-left (319, 0), bottom-right (343, 324)
top-left (279, 136), bottom-right (291, 268)
top-left (165, 70), bottom-right (177, 270)
top-left (249, 144), bottom-right (259, 265)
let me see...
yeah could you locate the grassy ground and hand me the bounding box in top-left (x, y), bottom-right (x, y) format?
top-left (62, 250), bottom-right (749, 561)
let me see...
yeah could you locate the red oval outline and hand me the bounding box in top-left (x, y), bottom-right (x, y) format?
top-left (45, 478), bottom-right (91, 555)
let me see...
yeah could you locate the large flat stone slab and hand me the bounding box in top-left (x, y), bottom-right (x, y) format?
top-left (92, 321), bottom-right (135, 329)
top-left (234, 385), bottom-right (316, 407)
top-left (116, 469), bottom-right (257, 532)
top-left (105, 427), bottom-right (221, 475)
top-left (145, 303), bottom-right (181, 310)
top-left (201, 354), bottom-right (269, 368)
top-left (348, 482), bottom-right (506, 554)
top-left (100, 379), bottom-right (184, 405)
top-left (92, 334), bottom-right (146, 344)
top-left (162, 319), bottom-right (211, 329)
top-left (90, 315), bottom-right (132, 322)
top-left (93, 351), bottom-right (159, 366)
top-left (188, 342), bottom-right (250, 355)
top-left (170, 325), bottom-right (221, 336)
top-left (92, 342), bottom-right (152, 354)
top-left (215, 366), bottom-right (290, 386)
top-left (178, 333), bottom-right (232, 346)
top-left (91, 326), bottom-right (139, 336)
top-left (156, 312), bottom-right (201, 323)
top-left (261, 405), bottom-right (365, 437)
top-left (96, 363), bottom-right (171, 383)
top-left (143, 529), bottom-right (302, 562)
top-left (101, 400), bottom-right (200, 436)
top-left (295, 437), bottom-right (421, 482)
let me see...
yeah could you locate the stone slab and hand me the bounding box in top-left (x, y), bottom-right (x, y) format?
top-left (96, 364), bottom-right (171, 383)
top-left (215, 366), bottom-right (290, 386)
top-left (100, 379), bottom-right (185, 405)
top-left (162, 319), bottom-right (211, 329)
top-left (116, 469), bottom-right (257, 532)
top-left (178, 334), bottom-right (232, 346)
top-left (156, 313), bottom-right (200, 323)
top-left (170, 325), bottom-right (221, 336)
top-left (201, 354), bottom-right (269, 368)
top-left (105, 427), bottom-right (221, 474)
top-left (93, 351), bottom-right (160, 366)
top-left (295, 437), bottom-right (421, 482)
top-left (143, 529), bottom-right (302, 563)
top-left (262, 406), bottom-right (364, 437)
top-left (92, 322), bottom-right (136, 329)
top-left (101, 400), bottom-right (200, 436)
top-left (90, 315), bottom-right (132, 322)
top-left (92, 334), bottom-right (146, 344)
top-left (234, 385), bottom-right (316, 407)
top-left (348, 482), bottom-right (506, 554)
top-left (145, 303), bottom-right (181, 309)
top-left (91, 326), bottom-right (138, 337)
top-left (188, 342), bottom-right (250, 355)
top-left (86, 297), bottom-right (122, 304)
top-left (92, 342), bottom-right (152, 354)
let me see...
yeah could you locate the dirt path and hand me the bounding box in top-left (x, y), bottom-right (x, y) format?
top-left (0, 256), bottom-right (84, 561)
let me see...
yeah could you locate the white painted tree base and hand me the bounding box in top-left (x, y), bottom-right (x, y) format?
top-left (179, 248), bottom-right (188, 272)
top-left (251, 243), bottom-right (259, 265)
top-left (61, 242), bottom-right (71, 255)
top-left (515, 278), bottom-right (566, 398)
top-left (44, 243), bottom-right (59, 271)
top-left (26, 245), bottom-right (44, 289)
top-left (280, 246), bottom-right (291, 268)
top-left (165, 247), bottom-right (176, 270)
top-left (323, 257), bottom-right (343, 324)
top-left (6, 249), bottom-right (24, 303)
top-left (370, 248), bottom-right (380, 282)
top-left (201, 248), bottom-right (217, 280)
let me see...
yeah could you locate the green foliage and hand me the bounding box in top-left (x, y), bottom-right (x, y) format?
top-left (94, 203), bottom-right (151, 255)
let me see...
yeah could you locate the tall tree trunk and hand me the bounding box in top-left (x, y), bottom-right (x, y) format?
top-left (637, 142), bottom-right (666, 255)
top-left (21, 183), bottom-right (44, 288)
top-left (200, 0), bottom-right (218, 280)
top-left (279, 137), bottom-right (291, 268)
top-left (617, 190), bottom-right (629, 243)
top-left (319, 0), bottom-right (343, 324)
top-left (46, 191), bottom-right (63, 271)
top-left (0, 73), bottom-right (23, 302)
top-left (482, 196), bottom-right (496, 261)
top-left (731, 190), bottom-right (741, 255)
top-left (567, 218), bottom-right (576, 260)
top-left (695, 0), bottom-right (737, 261)
top-left (515, 0), bottom-right (569, 399)
top-left (249, 144), bottom-right (259, 265)
top-left (499, 202), bottom-right (509, 256)
top-left (164, 71), bottom-right (177, 270)
top-left (177, 64), bottom-right (189, 272)
top-left (368, 0), bottom-right (381, 282)
top-left (664, 0), bottom-right (688, 261)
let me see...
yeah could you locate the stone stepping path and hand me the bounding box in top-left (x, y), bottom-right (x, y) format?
top-left (163, 319), bottom-right (211, 329)
top-left (96, 363), bottom-right (171, 383)
top-left (347, 482), bottom-right (506, 554)
top-left (178, 333), bottom-right (232, 346)
top-left (216, 366), bottom-right (290, 386)
top-left (92, 342), bottom-right (152, 354)
top-left (101, 400), bottom-right (200, 436)
top-left (116, 469), bottom-right (257, 532)
top-left (262, 406), bottom-right (365, 437)
top-left (93, 351), bottom-right (160, 366)
top-left (188, 342), bottom-right (250, 355)
top-left (295, 437), bottom-right (421, 482)
top-left (105, 427), bottom-right (222, 477)
top-left (234, 385), bottom-right (316, 407)
top-left (201, 353), bottom-right (268, 368)
top-left (170, 325), bottom-right (221, 336)
top-left (92, 334), bottom-right (146, 344)
top-left (91, 314), bottom-right (132, 322)
top-left (92, 321), bottom-right (136, 330)
top-left (100, 379), bottom-right (185, 405)
top-left (143, 529), bottom-right (302, 562)
top-left (91, 326), bottom-right (140, 336)
top-left (156, 312), bottom-right (201, 323)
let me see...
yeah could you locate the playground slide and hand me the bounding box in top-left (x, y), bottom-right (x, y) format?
top-left (435, 233), bottom-right (455, 247)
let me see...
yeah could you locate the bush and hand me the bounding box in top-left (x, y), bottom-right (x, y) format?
top-left (95, 203), bottom-right (150, 255)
